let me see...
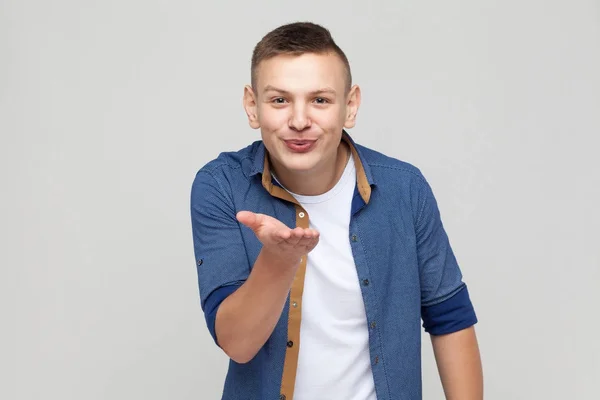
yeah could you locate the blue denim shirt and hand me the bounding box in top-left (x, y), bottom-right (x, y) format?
top-left (190, 132), bottom-right (477, 400)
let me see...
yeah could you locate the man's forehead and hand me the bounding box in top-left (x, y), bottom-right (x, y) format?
top-left (255, 53), bottom-right (347, 90)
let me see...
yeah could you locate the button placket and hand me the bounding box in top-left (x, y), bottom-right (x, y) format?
top-left (279, 204), bottom-right (309, 399)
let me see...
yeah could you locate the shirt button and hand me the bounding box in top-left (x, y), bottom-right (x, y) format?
top-left (280, 395), bottom-right (286, 400)
top-left (370, 322), bottom-right (376, 329)
top-left (298, 212), bottom-right (305, 218)
top-left (374, 356), bottom-right (379, 364)
top-left (287, 340), bottom-right (294, 348)
top-left (292, 301), bottom-right (298, 308)
top-left (197, 259), bottom-right (203, 266)
top-left (351, 234), bottom-right (357, 242)
top-left (363, 279), bottom-right (370, 286)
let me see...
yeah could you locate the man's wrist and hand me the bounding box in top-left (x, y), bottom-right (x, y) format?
top-left (259, 248), bottom-right (303, 274)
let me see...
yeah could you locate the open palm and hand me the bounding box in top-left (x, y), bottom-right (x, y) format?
top-left (236, 211), bottom-right (320, 264)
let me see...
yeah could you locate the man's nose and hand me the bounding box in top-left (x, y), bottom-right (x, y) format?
top-left (289, 104), bottom-right (311, 131)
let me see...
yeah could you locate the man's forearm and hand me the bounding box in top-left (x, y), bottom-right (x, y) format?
top-left (215, 249), bottom-right (300, 364)
top-left (431, 326), bottom-right (483, 400)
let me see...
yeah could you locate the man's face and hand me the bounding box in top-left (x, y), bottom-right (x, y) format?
top-left (244, 52), bottom-right (360, 179)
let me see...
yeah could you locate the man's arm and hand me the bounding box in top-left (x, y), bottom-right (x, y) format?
top-left (411, 175), bottom-right (482, 398)
top-left (431, 326), bottom-right (483, 400)
top-left (215, 247), bottom-right (299, 363)
top-left (191, 168), bottom-right (320, 363)
top-left (215, 211), bottom-right (319, 364)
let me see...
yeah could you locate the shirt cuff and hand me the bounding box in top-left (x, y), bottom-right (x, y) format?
top-left (421, 285), bottom-right (478, 335)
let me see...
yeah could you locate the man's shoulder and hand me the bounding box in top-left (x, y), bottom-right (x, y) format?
top-left (354, 141), bottom-right (427, 185)
top-left (190, 140), bottom-right (265, 200)
top-left (195, 140), bottom-right (263, 177)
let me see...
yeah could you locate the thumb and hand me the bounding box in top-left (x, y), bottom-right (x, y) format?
top-left (236, 211), bottom-right (262, 231)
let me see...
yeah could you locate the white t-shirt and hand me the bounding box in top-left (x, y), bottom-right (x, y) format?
top-left (274, 155), bottom-right (376, 400)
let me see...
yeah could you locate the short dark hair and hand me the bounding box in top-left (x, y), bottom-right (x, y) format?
top-left (251, 22), bottom-right (352, 92)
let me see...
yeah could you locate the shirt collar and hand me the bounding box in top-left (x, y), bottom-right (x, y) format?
top-left (250, 130), bottom-right (374, 204)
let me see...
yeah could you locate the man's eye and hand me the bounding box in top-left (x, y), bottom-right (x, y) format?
top-left (273, 98), bottom-right (286, 104)
top-left (314, 97), bottom-right (328, 104)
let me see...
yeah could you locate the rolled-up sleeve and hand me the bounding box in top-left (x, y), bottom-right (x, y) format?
top-left (415, 177), bottom-right (478, 335)
top-left (190, 170), bottom-right (249, 345)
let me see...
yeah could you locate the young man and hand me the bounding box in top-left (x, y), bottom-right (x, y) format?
top-left (191, 22), bottom-right (483, 400)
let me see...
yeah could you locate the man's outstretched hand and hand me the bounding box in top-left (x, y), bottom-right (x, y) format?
top-left (236, 211), bottom-right (320, 266)
top-left (215, 211), bottom-right (320, 363)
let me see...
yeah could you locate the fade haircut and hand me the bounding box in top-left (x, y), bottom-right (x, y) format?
top-left (251, 22), bottom-right (352, 93)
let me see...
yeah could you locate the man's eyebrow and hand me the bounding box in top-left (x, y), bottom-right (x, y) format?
top-left (263, 85), bottom-right (289, 94)
top-left (311, 87), bottom-right (337, 95)
top-left (262, 85), bottom-right (338, 96)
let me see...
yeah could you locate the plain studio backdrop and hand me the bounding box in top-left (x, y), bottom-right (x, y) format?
top-left (1, 0), bottom-right (599, 399)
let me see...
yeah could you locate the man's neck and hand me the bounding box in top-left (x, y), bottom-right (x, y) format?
top-left (270, 141), bottom-right (350, 196)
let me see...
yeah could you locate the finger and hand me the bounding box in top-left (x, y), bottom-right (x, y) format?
top-left (236, 211), bottom-right (259, 230)
top-left (287, 228), bottom-right (315, 245)
top-left (296, 236), bottom-right (314, 248)
top-left (311, 229), bottom-right (320, 238)
top-left (283, 227), bottom-right (305, 246)
top-left (295, 228), bottom-right (315, 242)
top-left (304, 228), bottom-right (319, 238)
top-left (272, 228), bottom-right (292, 243)
top-left (291, 227), bottom-right (306, 238)
top-left (301, 228), bottom-right (320, 243)
top-left (304, 236), bottom-right (320, 252)
top-left (237, 211), bottom-right (269, 233)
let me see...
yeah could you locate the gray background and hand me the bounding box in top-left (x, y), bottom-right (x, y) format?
top-left (2, 0), bottom-right (599, 399)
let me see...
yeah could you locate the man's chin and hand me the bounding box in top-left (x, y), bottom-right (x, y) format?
top-left (281, 161), bottom-right (318, 175)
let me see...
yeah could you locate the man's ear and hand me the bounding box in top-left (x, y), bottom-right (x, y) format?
top-left (344, 84), bottom-right (361, 129)
top-left (243, 85), bottom-right (260, 129)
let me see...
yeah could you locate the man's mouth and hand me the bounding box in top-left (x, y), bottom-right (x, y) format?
top-left (284, 139), bottom-right (316, 153)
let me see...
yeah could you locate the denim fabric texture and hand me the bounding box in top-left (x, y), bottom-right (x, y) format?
top-left (190, 132), bottom-right (477, 400)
